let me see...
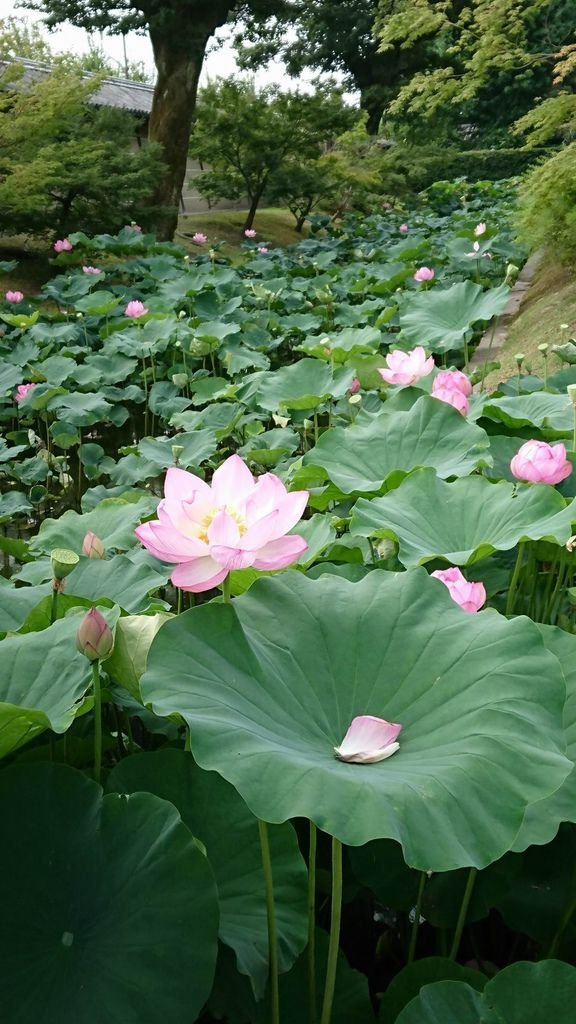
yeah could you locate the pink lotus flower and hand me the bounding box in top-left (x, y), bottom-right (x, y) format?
top-left (82, 532), bottom-right (105, 559)
top-left (414, 266), bottom-right (434, 283)
top-left (431, 385), bottom-right (469, 415)
top-left (53, 239), bottom-right (72, 253)
top-left (126, 222), bottom-right (142, 232)
top-left (82, 266), bottom-right (101, 275)
top-left (510, 440), bottom-right (572, 485)
top-left (125, 300), bottom-right (148, 319)
top-left (192, 232), bottom-right (207, 244)
top-left (382, 201), bottom-right (392, 210)
top-left (258, 246), bottom-right (269, 254)
top-left (334, 716), bottom-right (402, 764)
top-left (378, 347), bottom-right (435, 387)
top-left (349, 377), bottom-right (361, 395)
top-left (431, 567), bottom-right (486, 613)
top-left (244, 229), bottom-right (257, 238)
top-left (135, 454), bottom-right (309, 593)
top-left (15, 383), bottom-right (35, 403)
top-left (399, 224), bottom-right (409, 234)
top-left (433, 369), bottom-right (472, 397)
top-left (474, 222), bottom-right (486, 237)
top-left (466, 241), bottom-right (481, 256)
top-left (5, 290), bottom-right (24, 303)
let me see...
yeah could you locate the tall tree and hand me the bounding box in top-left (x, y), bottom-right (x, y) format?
top-left (25, 0), bottom-right (253, 238)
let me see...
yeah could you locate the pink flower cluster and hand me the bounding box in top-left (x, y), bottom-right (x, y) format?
top-left (431, 567), bottom-right (486, 613)
top-left (431, 369), bottom-right (472, 415)
top-left (244, 229), bottom-right (257, 238)
top-left (510, 441), bottom-right (572, 485)
top-left (125, 300), bottom-right (148, 319)
top-left (135, 454), bottom-right (309, 593)
top-left (82, 266), bottom-right (101, 275)
top-left (5, 290), bottom-right (23, 303)
top-left (378, 347), bottom-right (434, 387)
top-left (53, 239), bottom-right (72, 253)
top-left (258, 246), bottom-right (269, 254)
top-left (15, 383), bottom-right (35, 403)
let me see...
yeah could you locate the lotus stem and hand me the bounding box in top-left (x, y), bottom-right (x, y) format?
top-left (222, 575), bottom-right (232, 604)
top-left (308, 821), bottom-right (318, 1024)
top-left (92, 661), bottom-right (102, 785)
top-left (258, 818), bottom-right (280, 1024)
top-left (505, 542), bottom-right (525, 617)
top-left (408, 871), bottom-right (427, 964)
top-left (50, 585), bottom-right (59, 625)
top-left (449, 867), bottom-right (477, 960)
top-left (320, 837), bottom-right (343, 1024)
top-left (573, 405), bottom-right (576, 454)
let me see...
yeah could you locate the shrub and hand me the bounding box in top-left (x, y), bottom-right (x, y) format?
top-left (518, 142), bottom-right (576, 264)
top-left (381, 145), bottom-right (553, 195)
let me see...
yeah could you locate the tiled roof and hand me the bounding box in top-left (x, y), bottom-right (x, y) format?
top-left (0, 57), bottom-right (154, 115)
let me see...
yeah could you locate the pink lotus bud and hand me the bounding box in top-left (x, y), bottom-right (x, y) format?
top-left (378, 346), bottom-right (435, 387)
top-left (244, 229), bottom-right (257, 238)
top-left (399, 224), bottom-right (409, 234)
top-left (192, 232), bottom-right (207, 244)
top-left (432, 369), bottom-right (472, 397)
top-left (258, 246), bottom-right (269, 254)
top-left (126, 222), bottom-right (142, 232)
top-left (53, 239), bottom-right (73, 253)
top-left (124, 300), bottom-right (148, 318)
top-left (431, 567), bottom-right (486, 613)
top-left (414, 267), bottom-right (434, 283)
top-left (76, 608), bottom-right (114, 662)
top-left (510, 440), bottom-right (572, 485)
top-left (431, 384), bottom-right (469, 415)
top-left (349, 377), bottom-right (361, 395)
top-left (382, 201), bottom-right (392, 210)
top-left (82, 266), bottom-right (101, 275)
top-left (334, 716), bottom-right (402, 764)
top-left (474, 222), bottom-right (486, 237)
top-left (6, 290), bottom-right (24, 303)
top-left (82, 532), bottom-right (105, 559)
top-left (15, 383), bottom-right (35, 403)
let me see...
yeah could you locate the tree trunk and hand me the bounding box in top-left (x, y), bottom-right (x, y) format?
top-left (148, 6), bottom-right (230, 240)
top-left (360, 86), bottom-right (386, 136)
top-left (242, 188), bottom-right (265, 234)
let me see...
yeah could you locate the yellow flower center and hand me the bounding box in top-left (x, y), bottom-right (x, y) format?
top-left (189, 505), bottom-right (247, 544)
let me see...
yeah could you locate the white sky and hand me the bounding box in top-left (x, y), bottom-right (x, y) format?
top-left (2, 0), bottom-right (320, 88)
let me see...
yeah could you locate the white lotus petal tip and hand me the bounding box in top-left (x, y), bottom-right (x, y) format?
top-left (334, 715), bottom-right (402, 764)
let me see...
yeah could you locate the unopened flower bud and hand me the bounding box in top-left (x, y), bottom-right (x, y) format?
top-left (376, 539), bottom-right (397, 560)
top-left (82, 532), bottom-right (105, 559)
top-left (51, 548), bottom-right (79, 581)
top-left (172, 444), bottom-right (184, 465)
top-left (566, 535), bottom-right (576, 553)
top-left (178, 310), bottom-right (187, 320)
top-left (76, 608), bottom-right (114, 662)
top-left (172, 373), bottom-right (188, 388)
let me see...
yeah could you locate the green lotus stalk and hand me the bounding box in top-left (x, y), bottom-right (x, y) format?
top-left (320, 837), bottom-right (343, 1024)
top-left (50, 548), bottom-right (80, 624)
top-left (506, 542), bottom-right (526, 617)
top-left (76, 609), bottom-right (114, 784)
top-left (538, 343), bottom-right (549, 390)
top-left (91, 661), bottom-right (103, 785)
top-left (408, 872), bottom-right (427, 964)
top-left (568, 385), bottom-right (576, 453)
top-left (308, 822), bottom-right (318, 1024)
top-left (449, 867), bottom-right (477, 960)
top-left (258, 819), bottom-right (280, 1024)
top-left (222, 575), bottom-right (232, 604)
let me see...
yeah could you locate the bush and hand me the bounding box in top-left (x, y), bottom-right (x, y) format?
top-left (381, 145), bottom-right (553, 195)
top-left (518, 142), bottom-right (576, 264)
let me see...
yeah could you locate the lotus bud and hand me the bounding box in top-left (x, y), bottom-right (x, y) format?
top-left (76, 608), bottom-right (114, 662)
top-left (82, 532), bottom-right (105, 559)
top-left (376, 539), bottom-right (397, 560)
top-left (566, 536), bottom-right (576, 553)
top-left (51, 548), bottom-right (79, 581)
top-left (172, 444), bottom-right (184, 466)
top-left (303, 419), bottom-right (313, 431)
top-left (172, 373), bottom-right (188, 388)
top-left (178, 310), bottom-right (187, 320)
top-left (76, 313), bottom-right (83, 319)
top-left (568, 384), bottom-right (576, 408)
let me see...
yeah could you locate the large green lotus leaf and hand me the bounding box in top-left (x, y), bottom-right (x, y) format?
top-left (0, 763), bottom-right (219, 1023)
top-left (257, 359), bottom-right (355, 411)
top-left (137, 429), bottom-right (218, 470)
top-left (303, 396), bottom-right (490, 493)
top-left (482, 393), bottom-right (573, 435)
top-left (29, 495), bottom-right (157, 555)
top-left (396, 961), bottom-right (576, 1024)
top-left (106, 613), bottom-right (173, 700)
top-left (108, 750), bottom-right (308, 996)
top-left (0, 581), bottom-right (51, 632)
top-left (379, 958), bottom-right (486, 1024)
top-left (0, 613), bottom-right (93, 757)
top-left (399, 281), bottom-right (510, 352)
top-left (300, 326), bottom-right (382, 363)
top-left (141, 570), bottom-right (570, 871)
top-left (351, 470), bottom-right (576, 566)
top-left (48, 391), bottom-right (114, 427)
top-left (513, 625), bottom-right (576, 852)
top-left (64, 554), bottom-right (168, 612)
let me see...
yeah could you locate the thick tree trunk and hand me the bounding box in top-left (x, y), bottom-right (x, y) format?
top-left (242, 187), bottom-right (265, 233)
top-left (360, 85), bottom-right (386, 136)
top-left (148, 6), bottom-right (230, 240)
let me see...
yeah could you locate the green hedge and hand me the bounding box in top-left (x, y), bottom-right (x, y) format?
top-left (382, 146), bottom-right (553, 194)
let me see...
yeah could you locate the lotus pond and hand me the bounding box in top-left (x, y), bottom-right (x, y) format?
top-left (3, 181), bottom-right (576, 1022)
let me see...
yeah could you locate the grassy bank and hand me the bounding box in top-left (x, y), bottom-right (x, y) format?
top-left (176, 207), bottom-right (306, 254)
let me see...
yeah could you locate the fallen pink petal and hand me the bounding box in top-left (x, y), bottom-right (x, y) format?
top-left (431, 567), bottom-right (486, 613)
top-left (334, 716), bottom-right (402, 764)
